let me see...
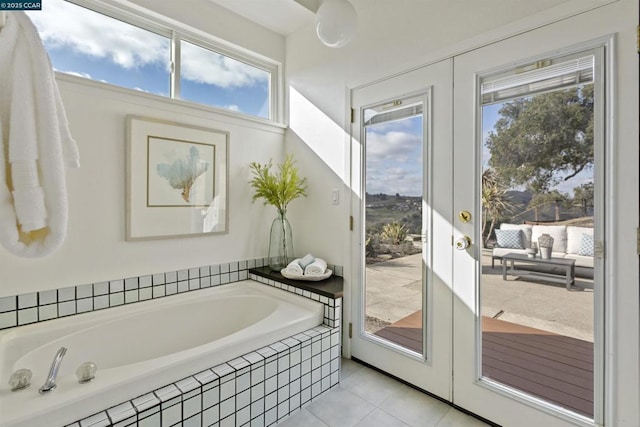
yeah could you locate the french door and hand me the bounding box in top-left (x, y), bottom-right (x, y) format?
top-left (348, 3), bottom-right (640, 425)
top-left (350, 59), bottom-right (453, 399)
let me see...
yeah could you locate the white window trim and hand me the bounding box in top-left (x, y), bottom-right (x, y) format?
top-left (59, 0), bottom-right (282, 123)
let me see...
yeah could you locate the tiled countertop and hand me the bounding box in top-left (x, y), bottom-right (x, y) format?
top-left (249, 267), bottom-right (343, 299)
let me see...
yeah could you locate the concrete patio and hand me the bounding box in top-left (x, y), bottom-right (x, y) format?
top-left (365, 250), bottom-right (594, 342)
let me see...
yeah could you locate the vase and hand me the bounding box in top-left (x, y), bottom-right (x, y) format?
top-left (538, 233), bottom-right (554, 259)
top-left (268, 212), bottom-right (294, 271)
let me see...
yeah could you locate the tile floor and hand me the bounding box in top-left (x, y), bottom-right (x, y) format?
top-left (278, 358), bottom-right (491, 427)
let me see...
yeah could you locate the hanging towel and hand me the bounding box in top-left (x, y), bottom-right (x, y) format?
top-left (0, 12), bottom-right (79, 258)
top-left (304, 258), bottom-right (327, 276)
top-left (282, 259), bottom-right (303, 276)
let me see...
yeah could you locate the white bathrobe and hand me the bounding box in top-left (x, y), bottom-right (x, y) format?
top-left (0, 12), bottom-right (80, 258)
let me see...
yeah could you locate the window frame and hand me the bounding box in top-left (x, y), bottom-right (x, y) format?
top-left (49, 0), bottom-right (281, 123)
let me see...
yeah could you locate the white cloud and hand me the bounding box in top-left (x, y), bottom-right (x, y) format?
top-left (29, 0), bottom-right (268, 89)
top-left (365, 130), bottom-right (423, 196)
top-left (29, 0), bottom-right (168, 69)
top-left (366, 130), bottom-right (421, 164)
top-left (180, 42), bottom-right (269, 88)
top-left (224, 104), bottom-right (240, 112)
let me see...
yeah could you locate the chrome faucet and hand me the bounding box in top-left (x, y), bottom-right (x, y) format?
top-left (39, 347), bottom-right (67, 393)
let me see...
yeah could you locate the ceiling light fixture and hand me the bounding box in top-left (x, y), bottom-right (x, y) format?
top-left (315, 0), bottom-right (358, 48)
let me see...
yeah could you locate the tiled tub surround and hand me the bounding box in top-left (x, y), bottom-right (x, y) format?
top-left (0, 260), bottom-right (343, 427)
top-left (0, 259), bottom-right (344, 330)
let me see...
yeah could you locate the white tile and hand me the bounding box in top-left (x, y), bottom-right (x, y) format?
top-left (93, 282), bottom-right (109, 296)
top-left (125, 290), bottom-right (138, 304)
top-left (0, 296), bottom-right (16, 312)
top-left (109, 280), bottom-right (124, 293)
top-left (178, 269), bottom-right (189, 281)
top-left (39, 290), bottom-right (57, 305)
top-left (109, 293), bottom-right (124, 307)
top-left (18, 308), bottom-right (37, 325)
top-left (140, 275), bottom-right (153, 288)
top-left (18, 293), bottom-right (37, 309)
top-left (0, 311), bottom-right (17, 329)
top-left (278, 407), bottom-right (328, 427)
top-left (139, 288), bottom-right (153, 301)
top-left (161, 403), bottom-right (181, 427)
top-left (340, 358), bottom-right (364, 380)
top-left (306, 388), bottom-right (374, 427)
top-left (355, 409), bottom-right (409, 427)
top-left (76, 284), bottom-right (93, 299)
top-left (93, 295), bottom-right (109, 310)
top-left (38, 304), bottom-right (57, 321)
top-left (124, 278), bottom-right (138, 290)
top-left (152, 274), bottom-right (165, 285)
top-left (58, 301), bottom-right (76, 316)
top-left (138, 412), bottom-right (160, 427)
top-left (202, 404), bottom-right (219, 426)
top-left (378, 385), bottom-right (450, 427)
top-left (341, 366), bottom-right (404, 406)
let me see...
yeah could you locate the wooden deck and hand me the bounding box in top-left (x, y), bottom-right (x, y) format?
top-left (374, 311), bottom-right (594, 418)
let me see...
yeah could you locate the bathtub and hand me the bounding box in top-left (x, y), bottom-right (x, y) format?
top-left (0, 280), bottom-right (324, 427)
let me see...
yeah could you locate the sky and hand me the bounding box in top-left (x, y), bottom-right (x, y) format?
top-left (365, 115), bottom-right (423, 197)
top-left (26, 0), bottom-right (270, 118)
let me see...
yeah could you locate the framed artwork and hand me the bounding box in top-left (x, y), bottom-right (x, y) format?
top-left (126, 116), bottom-right (229, 240)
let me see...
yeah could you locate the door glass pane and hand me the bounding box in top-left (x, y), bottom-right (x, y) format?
top-left (363, 96), bottom-right (424, 355)
top-left (480, 54), bottom-right (596, 418)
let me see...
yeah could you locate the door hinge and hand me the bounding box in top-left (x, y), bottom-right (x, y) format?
top-left (637, 25), bottom-right (640, 53)
top-left (349, 215), bottom-right (353, 231)
top-left (637, 228), bottom-right (640, 256)
top-left (350, 108), bottom-right (355, 123)
top-left (594, 240), bottom-right (604, 259)
top-left (348, 322), bottom-right (352, 338)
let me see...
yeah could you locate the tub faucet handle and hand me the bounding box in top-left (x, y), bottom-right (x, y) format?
top-left (9, 368), bottom-right (32, 391)
top-left (39, 347), bottom-right (67, 394)
top-left (76, 362), bottom-right (97, 383)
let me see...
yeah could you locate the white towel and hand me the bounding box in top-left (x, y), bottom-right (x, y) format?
top-left (0, 12), bottom-right (79, 258)
top-left (283, 259), bottom-right (303, 276)
top-left (298, 253), bottom-right (315, 269)
top-left (305, 258), bottom-right (327, 276)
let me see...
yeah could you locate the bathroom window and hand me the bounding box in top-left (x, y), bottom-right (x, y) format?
top-left (180, 40), bottom-right (271, 119)
top-left (27, 0), bottom-right (277, 121)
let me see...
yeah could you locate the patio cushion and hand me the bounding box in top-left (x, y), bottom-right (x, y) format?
top-left (531, 225), bottom-right (567, 254)
top-left (565, 253), bottom-right (594, 268)
top-left (567, 226), bottom-right (594, 254)
top-left (500, 223), bottom-right (533, 248)
top-left (578, 233), bottom-right (594, 256)
top-left (495, 229), bottom-right (524, 249)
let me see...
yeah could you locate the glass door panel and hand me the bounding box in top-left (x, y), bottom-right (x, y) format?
top-left (363, 97), bottom-right (424, 355)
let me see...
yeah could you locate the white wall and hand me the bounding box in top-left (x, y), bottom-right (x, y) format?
top-left (0, 76), bottom-right (285, 297)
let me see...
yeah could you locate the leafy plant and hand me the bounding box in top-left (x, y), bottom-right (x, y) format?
top-left (249, 154), bottom-right (307, 216)
top-left (381, 222), bottom-right (408, 245)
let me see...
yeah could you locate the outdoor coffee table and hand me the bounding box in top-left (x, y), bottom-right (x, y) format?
top-left (501, 252), bottom-right (576, 290)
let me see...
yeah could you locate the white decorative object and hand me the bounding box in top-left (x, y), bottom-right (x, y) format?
top-left (315, 0), bottom-right (357, 48)
top-left (538, 233), bottom-right (555, 259)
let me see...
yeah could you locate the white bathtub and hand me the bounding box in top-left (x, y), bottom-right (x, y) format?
top-left (0, 280), bottom-right (324, 427)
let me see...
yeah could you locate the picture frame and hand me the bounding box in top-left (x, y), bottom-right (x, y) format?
top-left (126, 116), bottom-right (229, 240)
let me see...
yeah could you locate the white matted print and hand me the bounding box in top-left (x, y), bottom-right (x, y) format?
top-left (127, 116), bottom-right (228, 240)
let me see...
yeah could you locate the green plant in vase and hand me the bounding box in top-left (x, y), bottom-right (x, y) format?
top-left (249, 154), bottom-right (307, 271)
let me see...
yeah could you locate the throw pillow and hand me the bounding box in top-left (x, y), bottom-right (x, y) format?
top-left (495, 229), bottom-right (524, 249)
top-left (578, 233), bottom-right (594, 256)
